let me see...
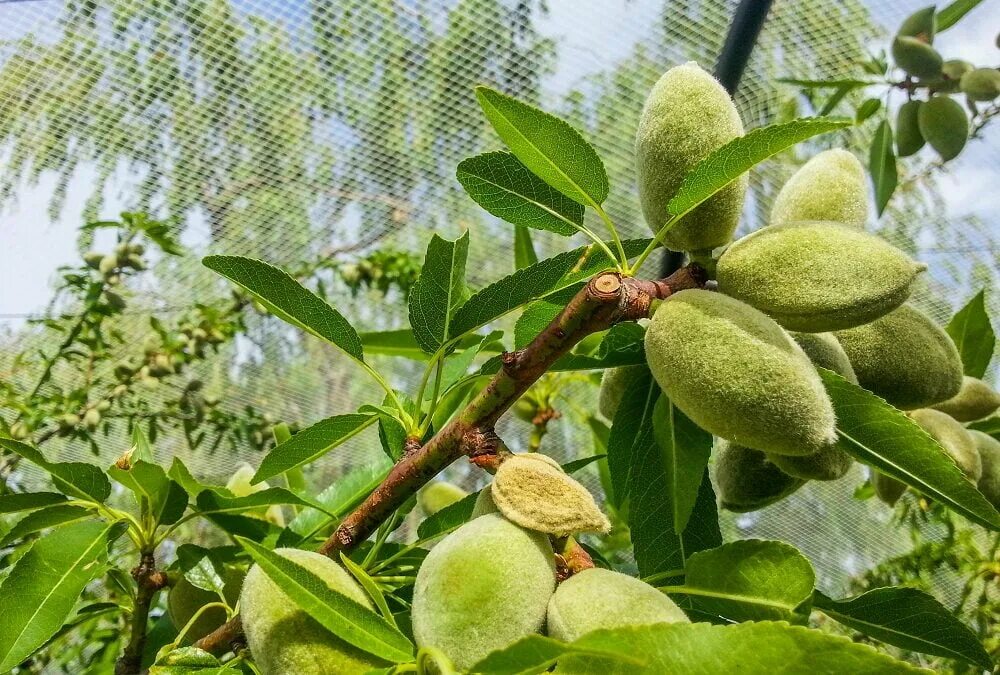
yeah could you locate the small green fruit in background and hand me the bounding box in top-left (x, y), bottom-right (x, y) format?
top-left (546, 568), bottom-right (689, 642)
top-left (791, 332), bottom-right (857, 383)
top-left (767, 442), bottom-right (853, 482)
top-left (873, 471), bottom-right (908, 506)
top-left (241, 548), bottom-right (385, 675)
top-left (226, 463), bottom-right (285, 526)
top-left (168, 567), bottom-right (244, 642)
top-left (835, 304), bottom-right (963, 410)
top-left (491, 453), bottom-right (610, 536)
top-left (83, 251), bottom-right (104, 269)
top-left (770, 149), bottom-right (868, 228)
top-left (897, 5), bottom-right (936, 42)
top-left (83, 408), bottom-right (102, 431)
top-left (909, 408), bottom-right (982, 482)
top-left (411, 513), bottom-right (555, 671)
top-left (716, 222), bottom-right (924, 332)
top-left (714, 441), bottom-right (806, 512)
top-left (933, 59), bottom-right (975, 93)
top-left (418, 481), bottom-right (468, 516)
top-left (892, 36), bottom-right (943, 80)
top-left (645, 290), bottom-right (835, 457)
top-left (931, 376), bottom-right (1000, 422)
top-left (971, 430), bottom-right (1000, 509)
top-left (471, 484), bottom-right (499, 518)
top-left (960, 68), bottom-right (1000, 101)
top-left (98, 254), bottom-right (119, 276)
top-left (598, 365), bottom-right (643, 420)
top-left (635, 62), bottom-right (746, 251)
top-left (918, 95), bottom-right (968, 161)
top-left (896, 100), bottom-right (925, 156)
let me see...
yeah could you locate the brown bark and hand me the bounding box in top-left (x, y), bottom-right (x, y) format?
top-left (115, 551), bottom-right (168, 675)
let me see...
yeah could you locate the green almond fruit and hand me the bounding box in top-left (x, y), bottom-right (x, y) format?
top-left (598, 365), bottom-right (644, 420)
top-left (241, 548), bottom-right (386, 675)
top-left (636, 62), bottom-right (746, 251)
top-left (714, 441), bottom-right (806, 512)
top-left (896, 100), bottom-right (925, 156)
top-left (645, 289), bottom-right (835, 457)
top-left (873, 471), bottom-right (908, 506)
top-left (931, 59), bottom-right (975, 93)
top-left (791, 332), bottom-right (858, 384)
top-left (716, 221), bottom-right (925, 332)
top-left (971, 430), bottom-right (1000, 509)
top-left (931, 376), bottom-right (1000, 422)
top-left (892, 36), bottom-right (943, 80)
top-left (960, 68), bottom-right (1000, 101)
top-left (909, 408), bottom-right (982, 482)
top-left (768, 442), bottom-right (853, 482)
top-left (835, 304), bottom-right (963, 410)
top-left (897, 5), bottom-right (936, 42)
top-left (412, 514), bottom-right (555, 671)
top-left (168, 568), bottom-right (244, 642)
top-left (918, 95), bottom-right (968, 161)
top-left (471, 483), bottom-right (500, 518)
top-left (770, 149), bottom-right (868, 228)
top-left (418, 481), bottom-right (468, 516)
top-left (83, 251), bottom-right (104, 269)
top-left (547, 568), bottom-right (689, 642)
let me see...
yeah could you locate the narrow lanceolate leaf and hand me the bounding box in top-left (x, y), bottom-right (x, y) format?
top-left (665, 540), bottom-right (815, 623)
top-left (936, 0), bottom-right (983, 31)
top-left (0, 520), bottom-right (120, 671)
top-left (946, 290), bottom-right (996, 379)
top-left (339, 553), bottom-right (398, 628)
top-left (513, 225), bottom-right (539, 270)
top-left (203, 255), bottom-right (363, 361)
top-left (196, 487), bottom-right (329, 518)
top-left (473, 622), bottom-right (922, 674)
top-left (659, 117), bottom-right (851, 232)
top-left (0, 505), bottom-right (94, 547)
top-left (0, 492), bottom-right (67, 514)
top-left (457, 151), bottom-right (584, 236)
top-left (236, 537), bottom-right (413, 663)
top-left (408, 232), bottom-right (470, 353)
top-left (108, 460), bottom-right (188, 527)
top-left (813, 587), bottom-right (992, 669)
top-left (252, 413), bottom-right (377, 484)
top-left (288, 460), bottom-right (392, 539)
top-left (475, 86), bottom-right (609, 206)
top-left (0, 438), bottom-right (110, 503)
top-left (777, 77), bottom-right (879, 89)
top-left (821, 369), bottom-right (1000, 530)
top-left (869, 119), bottom-right (897, 216)
top-left (650, 396), bottom-right (713, 533)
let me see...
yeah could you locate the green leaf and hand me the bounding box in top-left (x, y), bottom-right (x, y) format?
top-left (457, 151), bottom-right (584, 236)
top-left (475, 86), bottom-right (609, 207)
top-left (855, 98), bottom-right (882, 123)
top-left (0, 505), bottom-right (94, 547)
top-left (416, 491), bottom-right (479, 540)
top-left (651, 396), bottom-right (713, 534)
top-left (108, 460), bottom-right (188, 527)
top-left (408, 232), bottom-right (471, 354)
top-left (288, 460), bottom-right (392, 539)
top-left (869, 119), bottom-right (897, 216)
top-left (339, 553), bottom-right (398, 628)
top-left (561, 454), bottom-right (607, 475)
top-left (0, 520), bottom-right (121, 671)
top-left (968, 416), bottom-right (1000, 440)
top-left (473, 621), bottom-right (922, 674)
top-left (252, 413), bottom-right (377, 484)
top-left (819, 84), bottom-right (854, 116)
top-left (514, 226), bottom-right (538, 270)
top-left (821, 369), bottom-right (1000, 530)
top-left (777, 77), bottom-right (879, 88)
top-left (203, 255), bottom-right (363, 361)
top-left (168, 457), bottom-right (207, 497)
top-left (196, 487), bottom-right (326, 518)
top-left (946, 290), bottom-right (996, 379)
top-left (664, 540), bottom-right (815, 623)
top-left (360, 329), bottom-right (429, 360)
top-left (659, 118), bottom-right (851, 231)
top-left (236, 537), bottom-right (413, 663)
top-left (175, 544), bottom-right (228, 596)
top-left (937, 0), bottom-right (983, 31)
top-left (0, 438), bottom-right (111, 503)
top-left (0, 492), bottom-right (68, 514)
top-left (814, 587), bottom-right (992, 669)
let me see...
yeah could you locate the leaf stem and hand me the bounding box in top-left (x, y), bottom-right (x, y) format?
top-left (593, 204), bottom-right (628, 270)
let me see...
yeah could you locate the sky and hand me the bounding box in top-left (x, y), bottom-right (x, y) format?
top-left (0, 0), bottom-right (998, 323)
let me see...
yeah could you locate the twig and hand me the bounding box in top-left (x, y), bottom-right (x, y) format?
top-left (115, 550), bottom-right (168, 675)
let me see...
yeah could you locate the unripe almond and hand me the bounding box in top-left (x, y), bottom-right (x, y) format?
top-left (767, 442), bottom-right (853, 482)
top-left (790, 332), bottom-right (857, 384)
top-left (931, 376), bottom-right (1000, 422)
top-left (918, 95), bottom-right (968, 161)
top-left (412, 514), bottom-right (555, 671)
top-left (896, 100), bottom-right (925, 157)
top-left (168, 567), bottom-right (243, 642)
top-left (471, 484), bottom-right (500, 519)
top-left (645, 290), bottom-right (835, 457)
top-left (491, 454), bottom-right (610, 536)
top-left (418, 481), bottom-right (468, 516)
top-left (897, 6), bottom-right (936, 42)
top-left (770, 150), bottom-right (868, 228)
top-left (714, 441), bottom-right (805, 512)
top-left (909, 408), bottom-right (982, 482)
top-left (874, 471), bottom-right (908, 506)
top-left (240, 548), bottom-right (384, 675)
top-left (835, 305), bottom-right (963, 410)
top-left (971, 430), bottom-right (1000, 510)
top-left (960, 68), bottom-right (1000, 101)
top-left (598, 365), bottom-right (643, 420)
top-left (635, 62), bottom-right (746, 251)
top-left (716, 221), bottom-right (924, 332)
top-left (226, 463), bottom-right (284, 526)
top-left (546, 568), bottom-right (688, 642)
top-left (892, 36), bottom-right (943, 80)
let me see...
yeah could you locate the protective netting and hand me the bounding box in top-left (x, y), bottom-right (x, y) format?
top-left (1, 0), bottom-right (998, 602)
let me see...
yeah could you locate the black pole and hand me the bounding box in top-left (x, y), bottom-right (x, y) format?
top-left (660, 0), bottom-right (775, 277)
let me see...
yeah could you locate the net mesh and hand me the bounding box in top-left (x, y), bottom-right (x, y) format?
top-left (1, 0), bottom-right (998, 601)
